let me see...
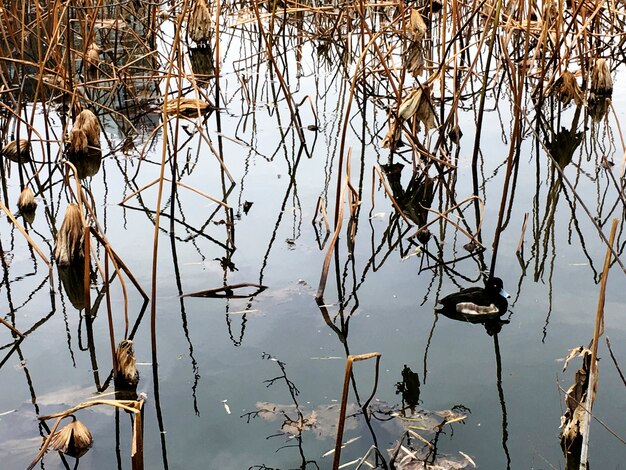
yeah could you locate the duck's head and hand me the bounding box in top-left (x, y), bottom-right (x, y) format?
top-left (487, 277), bottom-right (509, 299)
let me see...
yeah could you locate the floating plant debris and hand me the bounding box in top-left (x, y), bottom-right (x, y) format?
top-left (163, 97), bottom-right (213, 117)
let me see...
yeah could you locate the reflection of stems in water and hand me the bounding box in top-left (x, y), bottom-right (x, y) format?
top-left (423, 313), bottom-right (439, 385)
top-left (493, 333), bottom-right (511, 469)
top-left (168, 180), bottom-right (201, 415)
top-left (537, 133), bottom-right (626, 275)
top-left (421, 237), bottom-right (482, 284)
top-left (258, 145), bottom-right (306, 286)
top-left (251, 0), bottom-right (310, 159)
top-left (79, 313), bottom-right (103, 391)
top-left (541, 229), bottom-right (556, 343)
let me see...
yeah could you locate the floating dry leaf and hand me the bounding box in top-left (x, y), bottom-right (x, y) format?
top-left (391, 435), bottom-right (476, 469)
top-left (255, 401), bottom-right (359, 438)
top-left (163, 97), bottom-right (213, 117)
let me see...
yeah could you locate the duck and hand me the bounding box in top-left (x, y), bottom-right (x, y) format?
top-left (435, 277), bottom-right (510, 323)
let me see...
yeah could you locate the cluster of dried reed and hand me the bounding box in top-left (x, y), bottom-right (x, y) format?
top-left (0, 0), bottom-right (624, 468)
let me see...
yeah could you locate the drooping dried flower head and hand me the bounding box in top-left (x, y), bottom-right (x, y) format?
top-left (590, 58), bottom-right (612, 96)
top-left (2, 139), bottom-right (31, 163)
top-left (397, 85), bottom-right (436, 132)
top-left (74, 109), bottom-right (101, 147)
top-left (553, 70), bottom-right (584, 106)
top-left (17, 187), bottom-right (37, 213)
top-left (189, 0), bottom-right (213, 45)
top-left (70, 128), bottom-right (88, 156)
top-left (54, 204), bottom-right (84, 267)
top-left (49, 416), bottom-right (93, 458)
top-left (85, 43), bottom-right (101, 70)
top-left (115, 339), bottom-right (139, 386)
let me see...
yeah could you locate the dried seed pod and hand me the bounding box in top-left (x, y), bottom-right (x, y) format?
top-left (70, 128), bottom-right (88, 156)
top-left (85, 44), bottom-right (101, 69)
top-left (553, 70), bottom-right (584, 106)
top-left (590, 58), bottom-right (612, 96)
top-left (49, 417), bottom-right (93, 458)
top-left (17, 187), bottom-right (37, 213)
top-left (188, 0), bottom-right (213, 44)
top-left (74, 109), bottom-right (101, 147)
top-left (54, 204), bottom-right (84, 267)
top-left (2, 139), bottom-right (31, 163)
top-left (115, 340), bottom-right (139, 387)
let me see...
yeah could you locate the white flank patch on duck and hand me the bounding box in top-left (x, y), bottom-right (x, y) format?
top-left (456, 302), bottom-right (499, 315)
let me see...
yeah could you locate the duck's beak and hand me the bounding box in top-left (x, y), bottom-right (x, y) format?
top-left (500, 288), bottom-right (510, 299)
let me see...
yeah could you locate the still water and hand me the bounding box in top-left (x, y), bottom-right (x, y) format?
top-left (1, 2), bottom-right (625, 469)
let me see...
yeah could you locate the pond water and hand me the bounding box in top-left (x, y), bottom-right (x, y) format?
top-left (1, 1), bottom-right (625, 469)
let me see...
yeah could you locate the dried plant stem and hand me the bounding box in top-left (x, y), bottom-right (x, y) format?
top-left (580, 217), bottom-right (618, 469)
top-left (0, 316), bottom-right (23, 337)
top-left (118, 177), bottom-right (229, 208)
top-left (0, 200), bottom-right (50, 268)
top-left (84, 226), bottom-right (91, 316)
top-left (406, 195), bottom-right (484, 245)
top-left (316, 175), bottom-right (348, 301)
top-left (89, 227), bottom-right (148, 301)
top-left (105, 249), bottom-right (118, 373)
top-left (39, 399), bottom-right (141, 421)
top-left (131, 401), bottom-right (144, 470)
top-left (333, 352), bottom-right (381, 470)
